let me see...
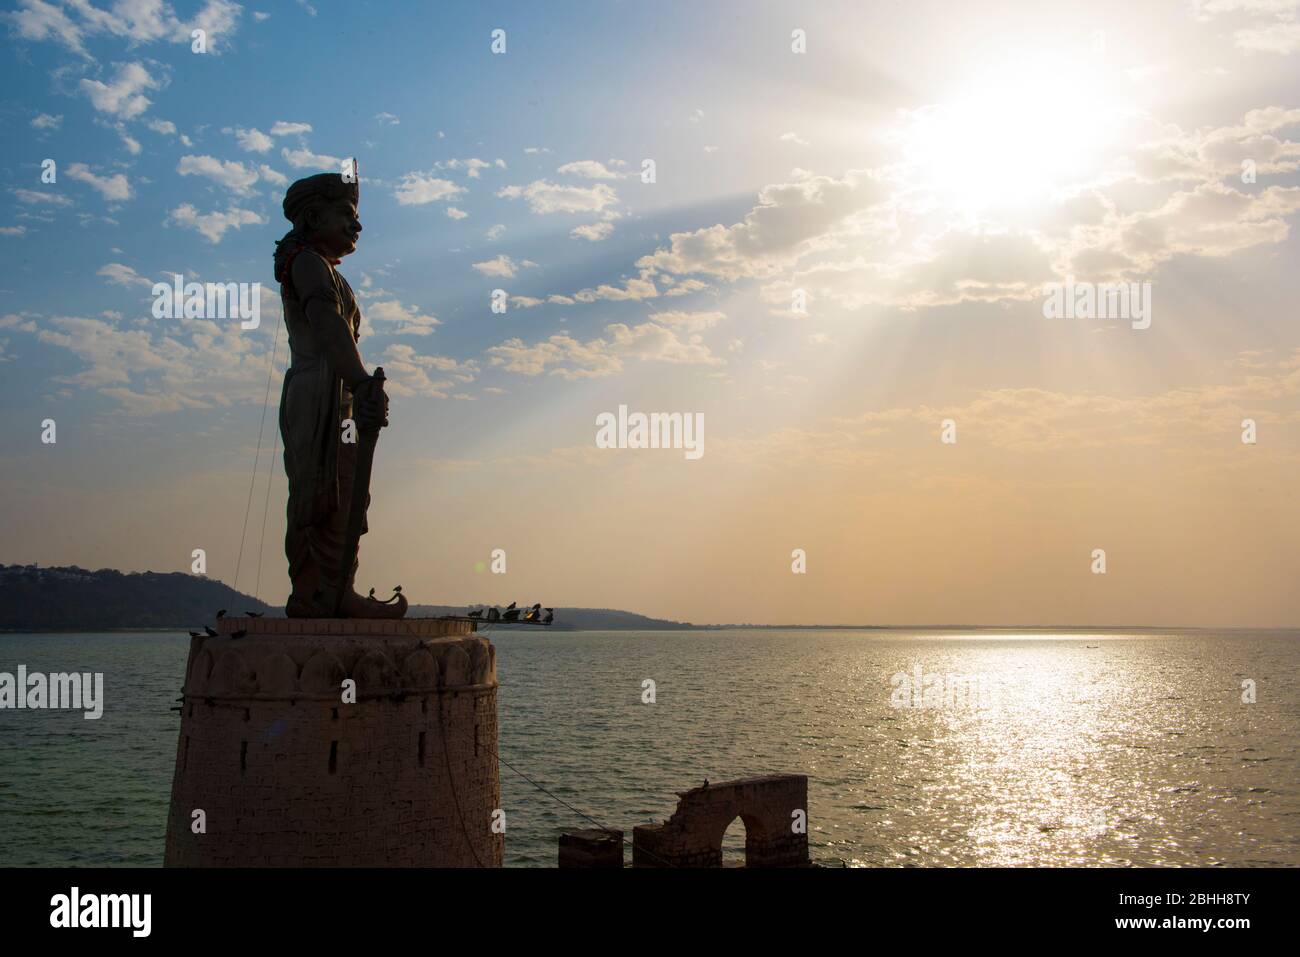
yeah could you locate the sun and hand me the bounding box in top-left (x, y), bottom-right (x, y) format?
top-left (896, 53), bottom-right (1128, 213)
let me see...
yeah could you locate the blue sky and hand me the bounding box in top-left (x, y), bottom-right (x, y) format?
top-left (4, 0), bottom-right (1300, 625)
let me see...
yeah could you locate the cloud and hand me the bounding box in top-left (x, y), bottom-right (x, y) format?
top-left (635, 168), bottom-right (889, 283)
top-left (446, 207), bottom-right (468, 219)
top-left (497, 179), bottom-right (619, 215)
top-left (66, 163), bottom-right (132, 201)
top-left (393, 172), bottom-right (464, 205)
top-left (31, 112), bottom-right (61, 130)
top-left (6, 0), bottom-right (92, 56)
top-left (472, 254), bottom-right (533, 278)
top-left (281, 146), bottom-right (342, 170)
top-left (145, 117), bottom-right (177, 135)
top-left (645, 309), bottom-right (727, 330)
top-left (434, 157), bottom-right (500, 178)
top-left (1235, 20), bottom-right (1300, 53)
top-left (166, 203), bottom-right (264, 242)
top-left (380, 343), bottom-right (477, 398)
top-left (177, 154), bottom-right (260, 192)
top-left (1192, 0), bottom-right (1300, 54)
top-left (571, 222), bottom-right (614, 242)
top-left (258, 164), bottom-right (288, 186)
top-left (557, 160), bottom-right (623, 180)
top-left (13, 188), bottom-right (73, 207)
top-left (229, 126), bottom-right (274, 152)
top-left (97, 262), bottom-right (151, 287)
top-left (364, 300), bottom-right (441, 336)
top-left (8, 0), bottom-right (243, 55)
top-left (374, 111), bottom-right (399, 125)
top-left (270, 120), bottom-right (312, 136)
top-left (32, 309), bottom-right (281, 414)
top-left (79, 61), bottom-right (162, 119)
top-left (0, 226), bottom-right (27, 237)
top-left (486, 321), bottom-right (721, 379)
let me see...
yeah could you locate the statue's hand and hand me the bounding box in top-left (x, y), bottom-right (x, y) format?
top-left (352, 375), bottom-right (389, 431)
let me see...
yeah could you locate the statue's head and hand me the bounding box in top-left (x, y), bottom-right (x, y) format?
top-left (281, 172), bottom-right (361, 260)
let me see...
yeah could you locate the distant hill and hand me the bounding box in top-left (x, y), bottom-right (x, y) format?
top-left (0, 564), bottom-right (275, 632)
top-left (0, 564), bottom-right (694, 632)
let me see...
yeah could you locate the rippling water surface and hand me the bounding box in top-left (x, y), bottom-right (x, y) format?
top-left (1, 629), bottom-right (1296, 867)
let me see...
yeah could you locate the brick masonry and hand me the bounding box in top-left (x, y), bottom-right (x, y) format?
top-left (163, 617), bottom-right (501, 867)
top-left (632, 774), bottom-right (809, 868)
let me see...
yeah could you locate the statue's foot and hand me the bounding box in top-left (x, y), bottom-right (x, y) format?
top-left (339, 588), bottom-right (409, 619)
top-left (285, 592), bottom-right (325, 618)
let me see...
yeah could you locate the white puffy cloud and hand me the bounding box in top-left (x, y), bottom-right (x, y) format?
top-left (393, 172), bottom-right (463, 205)
top-left (364, 300), bottom-right (441, 336)
top-left (497, 179), bottom-right (619, 215)
top-left (270, 120), bottom-right (312, 136)
top-left (166, 203), bottom-right (264, 242)
top-left (66, 163), bottom-right (132, 201)
top-left (556, 160), bottom-right (622, 180)
top-left (9, 0), bottom-right (243, 55)
top-left (79, 61), bottom-right (161, 119)
top-left (472, 254), bottom-right (532, 278)
top-left (97, 262), bottom-right (151, 286)
top-left (177, 154), bottom-right (260, 193)
top-left (281, 146), bottom-right (342, 170)
top-left (380, 343), bottom-right (477, 398)
top-left (230, 126), bottom-right (274, 152)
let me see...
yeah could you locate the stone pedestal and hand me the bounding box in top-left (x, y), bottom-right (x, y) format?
top-left (163, 617), bottom-right (501, 867)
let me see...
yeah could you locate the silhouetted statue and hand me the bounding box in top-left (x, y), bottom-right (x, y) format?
top-left (273, 172), bottom-right (407, 618)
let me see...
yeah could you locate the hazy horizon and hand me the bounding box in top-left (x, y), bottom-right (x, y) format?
top-left (4, 0), bottom-right (1300, 628)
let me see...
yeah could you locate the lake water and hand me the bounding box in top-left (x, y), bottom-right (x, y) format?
top-left (1, 628), bottom-right (1297, 867)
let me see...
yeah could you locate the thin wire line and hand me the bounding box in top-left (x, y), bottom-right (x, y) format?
top-left (484, 742), bottom-right (676, 868)
top-left (233, 315), bottom-right (281, 594)
top-left (252, 313), bottom-right (284, 604)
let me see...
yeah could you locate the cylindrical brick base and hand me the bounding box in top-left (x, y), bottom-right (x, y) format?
top-left (163, 617), bottom-right (501, 867)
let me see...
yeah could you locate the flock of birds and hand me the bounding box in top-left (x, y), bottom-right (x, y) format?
top-left (467, 601), bottom-right (553, 625)
top-left (187, 604), bottom-right (553, 641)
top-left (187, 609), bottom-right (258, 640)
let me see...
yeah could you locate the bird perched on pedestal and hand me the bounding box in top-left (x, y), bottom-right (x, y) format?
top-left (502, 605), bottom-right (521, 621)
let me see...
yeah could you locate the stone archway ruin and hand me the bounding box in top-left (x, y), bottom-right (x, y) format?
top-left (632, 774), bottom-right (809, 867)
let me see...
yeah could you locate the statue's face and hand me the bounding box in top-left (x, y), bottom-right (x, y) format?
top-left (310, 199), bottom-right (362, 259)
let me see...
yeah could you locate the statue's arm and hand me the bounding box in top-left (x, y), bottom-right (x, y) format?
top-left (292, 251), bottom-right (369, 389)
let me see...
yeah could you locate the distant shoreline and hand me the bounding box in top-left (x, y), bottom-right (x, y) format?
top-left (5, 624), bottom-right (1297, 636)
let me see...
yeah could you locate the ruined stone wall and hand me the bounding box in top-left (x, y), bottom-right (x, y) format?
top-left (163, 618), bottom-right (501, 867)
top-left (632, 774), bottom-right (809, 868)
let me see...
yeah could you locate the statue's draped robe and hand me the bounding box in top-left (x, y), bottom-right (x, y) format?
top-left (279, 246), bottom-right (367, 607)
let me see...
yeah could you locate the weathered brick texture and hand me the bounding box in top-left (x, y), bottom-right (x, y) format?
top-left (163, 618), bottom-right (501, 867)
top-left (632, 774), bottom-right (809, 868)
